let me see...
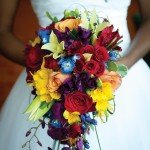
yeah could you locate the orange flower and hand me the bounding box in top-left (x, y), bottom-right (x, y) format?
top-left (55, 18), bottom-right (81, 32)
top-left (47, 72), bottom-right (70, 92)
top-left (99, 70), bottom-right (122, 91)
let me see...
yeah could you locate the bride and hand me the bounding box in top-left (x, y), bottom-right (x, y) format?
top-left (0, 0), bottom-right (150, 150)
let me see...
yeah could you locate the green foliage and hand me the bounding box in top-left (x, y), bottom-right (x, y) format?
top-left (41, 31), bottom-right (64, 59)
top-left (64, 9), bottom-right (80, 18)
top-left (117, 64), bottom-right (128, 77)
top-left (107, 61), bottom-right (118, 71)
top-left (24, 96), bottom-right (54, 121)
top-left (46, 12), bottom-right (58, 22)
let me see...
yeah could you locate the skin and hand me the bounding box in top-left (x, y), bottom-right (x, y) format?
top-left (0, 0), bottom-right (150, 68)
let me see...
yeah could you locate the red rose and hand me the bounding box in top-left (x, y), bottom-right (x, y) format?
top-left (95, 62), bottom-right (105, 77)
top-left (65, 91), bottom-right (95, 114)
top-left (25, 45), bottom-right (43, 71)
top-left (96, 25), bottom-right (122, 50)
top-left (93, 45), bottom-right (109, 62)
top-left (74, 58), bottom-right (85, 74)
top-left (44, 57), bottom-right (59, 70)
top-left (80, 45), bottom-right (94, 54)
top-left (67, 41), bottom-right (83, 55)
top-left (84, 59), bottom-right (99, 74)
top-left (68, 124), bottom-right (81, 138)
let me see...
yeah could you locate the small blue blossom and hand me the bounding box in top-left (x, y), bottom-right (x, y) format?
top-left (109, 51), bottom-right (119, 61)
top-left (81, 114), bottom-right (97, 125)
top-left (90, 119), bottom-right (97, 125)
top-left (58, 55), bottom-right (78, 74)
top-left (84, 141), bottom-right (90, 149)
top-left (38, 29), bottom-right (50, 44)
top-left (84, 113), bottom-right (90, 118)
top-left (81, 115), bottom-right (86, 122)
top-left (72, 55), bottom-right (80, 62)
top-left (85, 117), bottom-right (93, 123)
top-left (50, 119), bottom-right (62, 128)
top-left (81, 123), bottom-right (87, 133)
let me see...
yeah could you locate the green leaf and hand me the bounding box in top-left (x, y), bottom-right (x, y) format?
top-left (50, 31), bottom-right (59, 44)
top-left (25, 96), bottom-right (55, 121)
top-left (107, 61), bottom-right (118, 71)
top-left (86, 89), bottom-right (91, 95)
top-left (46, 12), bottom-right (58, 22)
top-left (39, 101), bottom-right (48, 109)
top-left (64, 9), bottom-right (80, 18)
top-left (117, 64), bottom-right (128, 77)
top-left (24, 96), bottom-right (41, 114)
top-left (95, 21), bottom-right (110, 36)
top-left (69, 29), bottom-right (78, 40)
top-left (96, 79), bottom-right (102, 88)
top-left (41, 31), bottom-right (64, 59)
top-left (53, 17), bottom-right (58, 22)
top-left (74, 8), bottom-right (80, 17)
top-left (64, 10), bottom-right (69, 18)
top-left (33, 102), bottom-right (54, 121)
top-left (89, 9), bottom-right (98, 30)
top-left (80, 10), bottom-right (89, 29)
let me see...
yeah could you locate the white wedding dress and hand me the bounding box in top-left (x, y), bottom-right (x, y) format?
top-left (0, 0), bottom-right (150, 150)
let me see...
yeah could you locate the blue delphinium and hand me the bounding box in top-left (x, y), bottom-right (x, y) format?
top-left (109, 51), bottom-right (120, 61)
top-left (58, 55), bottom-right (80, 74)
top-left (50, 119), bottom-right (62, 128)
top-left (84, 140), bottom-right (90, 149)
top-left (38, 29), bottom-right (50, 44)
top-left (81, 114), bottom-right (97, 125)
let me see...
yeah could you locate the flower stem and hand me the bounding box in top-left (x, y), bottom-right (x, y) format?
top-left (94, 125), bottom-right (102, 150)
top-left (52, 140), bottom-right (57, 150)
top-left (57, 141), bottom-right (60, 150)
top-left (22, 123), bottom-right (42, 149)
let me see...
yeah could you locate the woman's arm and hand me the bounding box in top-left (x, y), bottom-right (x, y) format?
top-left (119, 0), bottom-right (150, 68)
top-left (0, 0), bottom-right (25, 66)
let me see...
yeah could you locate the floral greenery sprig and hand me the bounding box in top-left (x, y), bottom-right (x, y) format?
top-left (23, 8), bottom-right (127, 150)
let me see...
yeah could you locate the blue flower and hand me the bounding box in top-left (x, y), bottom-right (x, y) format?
top-left (109, 51), bottom-right (119, 61)
top-left (50, 119), bottom-right (62, 128)
top-left (38, 29), bottom-right (50, 44)
top-left (59, 55), bottom-right (79, 74)
top-left (84, 140), bottom-right (90, 149)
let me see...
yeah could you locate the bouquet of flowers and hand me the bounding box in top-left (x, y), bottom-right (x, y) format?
top-left (23, 8), bottom-right (127, 150)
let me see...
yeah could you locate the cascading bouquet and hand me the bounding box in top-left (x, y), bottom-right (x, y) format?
top-left (23, 8), bottom-right (127, 150)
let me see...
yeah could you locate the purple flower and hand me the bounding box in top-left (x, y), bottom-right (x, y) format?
top-left (76, 72), bottom-right (90, 82)
top-left (58, 72), bottom-right (98, 96)
top-left (77, 138), bottom-right (83, 150)
top-left (54, 28), bottom-right (73, 47)
top-left (77, 27), bottom-right (92, 44)
top-left (62, 147), bottom-right (71, 150)
top-left (86, 77), bottom-right (97, 89)
top-left (47, 127), bottom-right (67, 140)
top-left (51, 102), bottom-right (66, 124)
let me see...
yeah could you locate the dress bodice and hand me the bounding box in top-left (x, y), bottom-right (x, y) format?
top-left (31, 0), bottom-right (131, 55)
